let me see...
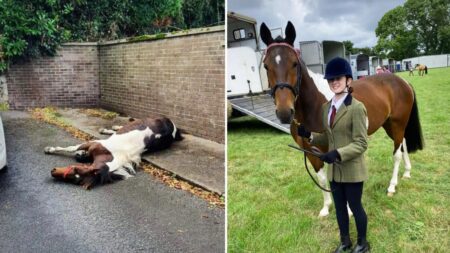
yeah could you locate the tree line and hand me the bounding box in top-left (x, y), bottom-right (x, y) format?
top-left (344, 0), bottom-right (449, 60)
top-left (0, 0), bottom-right (224, 72)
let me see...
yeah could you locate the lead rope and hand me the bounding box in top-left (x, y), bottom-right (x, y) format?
top-left (300, 137), bottom-right (333, 192)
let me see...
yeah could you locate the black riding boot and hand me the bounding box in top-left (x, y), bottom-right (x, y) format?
top-left (333, 235), bottom-right (352, 253)
top-left (352, 237), bottom-right (370, 253)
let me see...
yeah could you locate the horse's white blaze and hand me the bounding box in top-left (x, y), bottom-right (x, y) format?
top-left (307, 69), bottom-right (334, 100)
top-left (275, 55), bottom-right (281, 65)
top-left (402, 138), bottom-right (412, 178)
top-left (366, 116), bottom-right (369, 130)
top-left (388, 145), bottom-right (403, 195)
top-left (317, 168), bottom-right (332, 217)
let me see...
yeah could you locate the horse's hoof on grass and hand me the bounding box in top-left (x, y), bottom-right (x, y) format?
top-left (318, 210), bottom-right (329, 218)
top-left (387, 192), bottom-right (395, 197)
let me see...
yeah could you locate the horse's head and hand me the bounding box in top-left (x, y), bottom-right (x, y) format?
top-left (260, 21), bottom-right (300, 124)
top-left (51, 163), bottom-right (96, 189)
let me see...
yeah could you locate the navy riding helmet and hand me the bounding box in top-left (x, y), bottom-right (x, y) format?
top-left (324, 57), bottom-right (352, 80)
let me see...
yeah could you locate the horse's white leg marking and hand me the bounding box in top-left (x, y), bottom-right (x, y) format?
top-left (275, 55), bottom-right (281, 65)
top-left (44, 144), bottom-right (82, 155)
top-left (347, 203), bottom-right (353, 217)
top-left (99, 128), bottom-right (116, 135)
top-left (388, 145), bottom-right (403, 196)
top-left (402, 138), bottom-right (412, 178)
top-left (111, 125), bottom-right (122, 131)
top-left (317, 168), bottom-right (332, 217)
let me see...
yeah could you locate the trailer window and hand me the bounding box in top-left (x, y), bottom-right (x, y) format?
top-left (233, 29), bottom-right (246, 40)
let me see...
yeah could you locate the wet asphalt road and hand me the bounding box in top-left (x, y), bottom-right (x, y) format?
top-left (0, 111), bottom-right (224, 253)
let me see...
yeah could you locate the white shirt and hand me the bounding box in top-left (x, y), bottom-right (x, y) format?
top-left (308, 93), bottom-right (348, 142)
top-left (328, 94), bottom-right (348, 125)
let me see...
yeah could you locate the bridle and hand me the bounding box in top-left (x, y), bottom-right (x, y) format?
top-left (63, 166), bottom-right (81, 179)
top-left (264, 42), bottom-right (302, 99)
top-left (63, 166), bottom-right (74, 179)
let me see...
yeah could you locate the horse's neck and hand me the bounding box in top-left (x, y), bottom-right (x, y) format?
top-left (295, 67), bottom-right (331, 132)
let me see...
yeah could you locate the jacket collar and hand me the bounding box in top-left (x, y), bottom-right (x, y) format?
top-left (327, 93), bottom-right (353, 107)
top-left (343, 93), bottom-right (353, 106)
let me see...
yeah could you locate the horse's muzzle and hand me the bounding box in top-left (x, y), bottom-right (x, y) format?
top-left (276, 108), bottom-right (294, 124)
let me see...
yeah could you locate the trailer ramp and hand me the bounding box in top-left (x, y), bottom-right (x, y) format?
top-left (229, 94), bottom-right (290, 133)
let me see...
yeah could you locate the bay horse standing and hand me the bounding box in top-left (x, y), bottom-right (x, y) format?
top-left (415, 64), bottom-right (428, 76)
top-left (260, 21), bottom-right (423, 217)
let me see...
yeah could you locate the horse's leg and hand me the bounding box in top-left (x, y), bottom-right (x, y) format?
top-left (291, 124), bottom-right (333, 217)
top-left (315, 165), bottom-right (332, 217)
top-left (98, 128), bottom-right (116, 135)
top-left (99, 125), bottom-right (123, 135)
top-left (401, 138), bottom-right (412, 178)
top-left (388, 143), bottom-right (403, 197)
top-left (385, 121), bottom-right (407, 196)
top-left (44, 142), bottom-right (91, 158)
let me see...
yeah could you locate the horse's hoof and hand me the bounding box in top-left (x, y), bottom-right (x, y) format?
top-left (387, 192), bottom-right (395, 197)
top-left (44, 147), bottom-right (53, 154)
top-left (402, 172), bottom-right (411, 179)
top-left (318, 209), bottom-right (329, 217)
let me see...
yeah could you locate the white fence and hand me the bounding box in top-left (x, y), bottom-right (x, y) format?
top-left (402, 54), bottom-right (450, 69)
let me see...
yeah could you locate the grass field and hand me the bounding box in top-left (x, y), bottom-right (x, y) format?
top-left (227, 67), bottom-right (450, 252)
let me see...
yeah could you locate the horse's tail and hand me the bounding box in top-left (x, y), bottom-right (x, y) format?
top-left (425, 66), bottom-right (428, 74)
top-left (404, 88), bottom-right (424, 152)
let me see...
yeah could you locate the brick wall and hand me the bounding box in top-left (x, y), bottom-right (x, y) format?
top-left (6, 44), bottom-right (99, 109)
top-left (4, 27), bottom-right (225, 143)
top-left (99, 28), bottom-right (225, 143)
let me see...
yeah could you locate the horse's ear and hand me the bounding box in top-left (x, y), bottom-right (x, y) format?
top-left (285, 21), bottom-right (296, 46)
top-left (260, 22), bottom-right (273, 46)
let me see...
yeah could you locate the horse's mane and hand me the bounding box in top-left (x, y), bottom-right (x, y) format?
top-left (274, 36), bottom-right (285, 43)
top-left (306, 68), bottom-right (334, 100)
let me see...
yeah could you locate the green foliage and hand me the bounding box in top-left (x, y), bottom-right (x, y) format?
top-left (375, 0), bottom-right (450, 59)
top-left (59, 0), bottom-right (184, 41)
top-left (343, 40), bottom-right (374, 56)
top-left (181, 0), bottom-right (225, 28)
top-left (0, 0), bottom-right (69, 71)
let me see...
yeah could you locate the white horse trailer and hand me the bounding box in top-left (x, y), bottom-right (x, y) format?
top-left (227, 12), bottom-right (290, 133)
top-left (299, 40), bottom-right (346, 74)
top-left (369, 56), bottom-right (381, 75)
top-left (388, 59), bottom-right (396, 72)
top-left (350, 54), bottom-right (370, 79)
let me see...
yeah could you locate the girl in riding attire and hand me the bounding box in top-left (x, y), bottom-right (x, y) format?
top-left (298, 57), bottom-right (370, 253)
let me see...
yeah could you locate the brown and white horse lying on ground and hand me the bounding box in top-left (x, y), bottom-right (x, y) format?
top-left (45, 117), bottom-right (182, 189)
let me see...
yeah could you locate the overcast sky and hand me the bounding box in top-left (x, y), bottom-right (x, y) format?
top-left (227, 0), bottom-right (406, 48)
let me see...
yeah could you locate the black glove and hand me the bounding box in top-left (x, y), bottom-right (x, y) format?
top-left (297, 124), bottom-right (311, 139)
top-left (320, 150), bottom-right (340, 164)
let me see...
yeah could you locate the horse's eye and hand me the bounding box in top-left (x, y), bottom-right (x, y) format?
top-left (264, 64), bottom-right (268, 70)
top-left (293, 62), bottom-right (298, 68)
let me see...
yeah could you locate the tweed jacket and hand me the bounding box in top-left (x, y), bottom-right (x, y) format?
top-left (311, 94), bottom-right (368, 182)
